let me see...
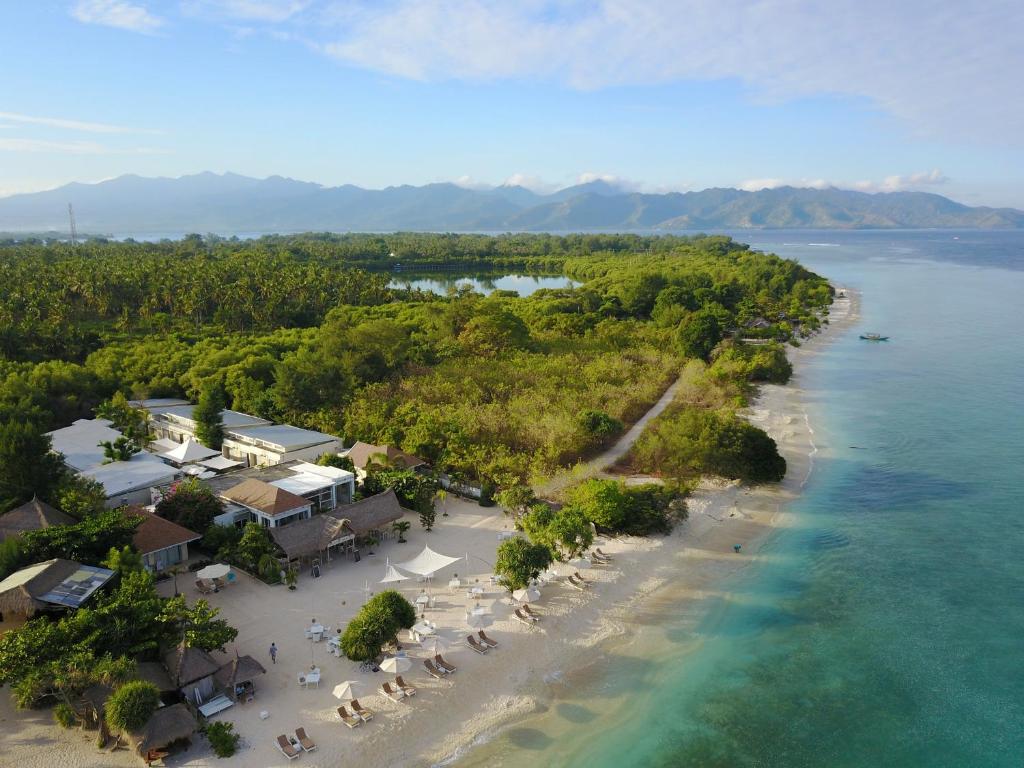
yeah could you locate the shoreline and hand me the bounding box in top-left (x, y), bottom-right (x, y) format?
top-left (0, 290), bottom-right (858, 768)
top-left (428, 287), bottom-right (859, 767)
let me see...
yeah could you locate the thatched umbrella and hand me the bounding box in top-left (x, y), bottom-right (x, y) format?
top-left (131, 702), bottom-right (197, 759)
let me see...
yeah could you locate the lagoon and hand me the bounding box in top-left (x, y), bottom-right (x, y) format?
top-left (389, 273), bottom-right (576, 296)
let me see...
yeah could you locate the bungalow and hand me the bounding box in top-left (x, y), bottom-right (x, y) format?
top-left (219, 478), bottom-right (312, 528)
top-left (164, 643), bottom-right (219, 705)
top-left (0, 559), bottom-right (115, 630)
top-left (0, 497), bottom-right (73, 542)
top-left (131, 510), bottom-right (201, 573)
top-left (343, 441), bottom-right (427, 481)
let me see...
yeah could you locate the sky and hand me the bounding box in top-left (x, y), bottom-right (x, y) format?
top-left (1, 1), bottom-right (1023, 206)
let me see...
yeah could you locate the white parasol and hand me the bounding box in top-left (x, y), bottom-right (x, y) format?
top-left (465, 610), bottom-right (493, 629)
top-left (332, 680), bottom-right (364, 701)
top-left (379, 656), bottom-right (412, 674)
top-left (569, 556), bottom-right (592, 570)
top-left (196, 563), bottom-right (231, 580)
top-left (512, 587), bottom-right (541, 603)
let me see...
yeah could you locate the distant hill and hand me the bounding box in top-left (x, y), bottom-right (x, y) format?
top-left (0, 172), bottom-right (1020, 234)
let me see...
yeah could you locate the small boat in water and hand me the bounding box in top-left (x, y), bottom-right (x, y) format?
top-left (859, 333), bottom-right (890, 341)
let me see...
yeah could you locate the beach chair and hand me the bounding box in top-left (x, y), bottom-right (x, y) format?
top-left (423, 659), bottom-right (446, 679)
top-left (435, 654), bottom-right (457, 673)
top-left (336, 706), bottom-right (362, 728)
top-left (294, 727), bottom-right (317, 752)
top-left (467, 635), bottom-right (489, 654)
top-left (566, 576), bottom-right (586, 591)
top-left (195, 579), bottom-right (213, 594)
top-left (595, 548), bottom-right (613, 560)
top-left (380, 681), bottom-right (404, 702)
top-left (512, 609), bottom-right (534, 627)
top-left (350, 699), bottom-right (375, 722)
top-left (515, 608), bottom-right (539, 624)
top-left (573, 571), bottom-right (591, 585)
top-left (213, 576), bottom-right (227, 590)
top-left (522, 605), bottom-right (541, 620)
top-left (275, 735), bottom-right (300, 760)
top-left (395, 676), bottom-right (417, 696)
top-left (478, 630), bottom-right (499, 648)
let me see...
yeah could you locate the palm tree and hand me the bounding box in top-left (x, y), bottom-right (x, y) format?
top-left (392, 520), bottom-right (411, 543)
top-left (435, 488), bottom-right (449, 517)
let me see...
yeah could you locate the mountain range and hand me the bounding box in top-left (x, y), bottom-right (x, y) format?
top-left (1, 172), bottom-right (1021, 234)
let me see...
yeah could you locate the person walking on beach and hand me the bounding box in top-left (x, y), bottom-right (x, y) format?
top-left (269, 642), bottom-right (277, 664)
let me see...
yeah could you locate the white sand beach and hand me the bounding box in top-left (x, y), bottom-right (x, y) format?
top-left (0, 291), bottom-right (857, 768)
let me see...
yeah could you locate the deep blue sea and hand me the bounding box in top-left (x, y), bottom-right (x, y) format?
top-left (453, 230), bottom-right (1024, 767)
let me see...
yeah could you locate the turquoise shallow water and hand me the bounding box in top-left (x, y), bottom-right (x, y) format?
top-left (454, 231), bottom-right (1024, 768)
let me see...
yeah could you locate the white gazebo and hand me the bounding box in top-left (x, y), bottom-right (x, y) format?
top-left (162, 438), bottom-right (220, 466)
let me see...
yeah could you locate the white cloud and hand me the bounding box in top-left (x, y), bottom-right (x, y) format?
top-left (310, 0), bottom-right (1024, 144)
top-left (0, 138), bottom-right (168, 155)
top-left (0, 111), bottom-right (157, 135)
top-left (451, 175), bottom-right (493, 190)
top-left (71, 0), bottom-right (164, 33)
top-left (740, 170), bottom-right (947, 194)
top-left (502, 173), bottom-right (559, 194)
top-left (182, 0), bottom-right (310, 22)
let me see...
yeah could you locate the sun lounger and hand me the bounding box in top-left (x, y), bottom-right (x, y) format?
top-left (336, 706), bottom-right (361, 728)
top-left (566, 576), bottom-right (586, 591)
top-left (434, 654), bottom-right (457, 673)
top-left (276, 735), bottom-right (300, 760)
top-left (515, 608), bottom-right (539, 624)
top-left (195, 579), bottom-right (213, 594)
top-left (573, 571), bottom-right (591, 584)
top-left (295, 727), bottom-right (317, 752)
top-left (595, 548), bottom-right (612, 560)
top-left (512, 609), bottom-right (534, 627)
top-left (395, 676), bottom-right (417, 696)
top-left (423, 659), bottom-right (446, 679)
top-left (350, 699), bottom-right (375, 721)
top-left (380, 682), bottom-right (404, 702)
top-left (522, 605), bottom-right (540, 619)
top-left (478, 630), bottom-right (498, 648)
top-left (467, 635), bottom-right (489, 654)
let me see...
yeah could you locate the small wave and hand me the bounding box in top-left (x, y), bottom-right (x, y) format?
top-left (807, 243), bottom-right (840, 247)
top-left (432, 729), bottom-right (499, 767)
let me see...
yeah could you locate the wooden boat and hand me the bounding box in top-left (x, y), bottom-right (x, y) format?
top-left (859, 333), bottom-right (889, 341)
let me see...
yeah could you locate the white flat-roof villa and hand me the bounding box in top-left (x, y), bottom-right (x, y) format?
top-left (142, 402), bottom-right (342, 468)
top-left (45, 418), bottom-right (180, 507)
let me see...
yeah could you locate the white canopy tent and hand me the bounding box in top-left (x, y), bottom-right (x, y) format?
top-left (380, 558), bottom-right (409, 584)
top-left (396, 545), bottom-right (461, 577)
top-left (162, 438), bottom-right (219, 465)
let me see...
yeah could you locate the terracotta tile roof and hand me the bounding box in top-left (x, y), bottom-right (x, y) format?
top-left (345, 442), bottom-right (426, 471)
top-left (131, 510), bottom-right (200, 555)
top-left (220, 478), bottom-right (310, 516)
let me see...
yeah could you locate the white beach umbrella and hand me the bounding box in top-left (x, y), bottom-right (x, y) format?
top-left (379, 656), bottom-right (412, 674)
top-left (420, 636), bottom-right (449, 655)
top-left (332, 680), bottom-right (364, 701)
top-left (465, 610), bottom-right (493, 629)
top-left (568, 556), bottom-right (592, 570)
top-left (196, 563), bottom-right (231, 580)
top-left (540, 568), bottom-right (560, 581)
top-left (512, 587), bottom-right (541, 604)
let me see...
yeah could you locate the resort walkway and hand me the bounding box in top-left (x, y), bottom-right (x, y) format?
top-left (534, 373), bottom-right (683, 498)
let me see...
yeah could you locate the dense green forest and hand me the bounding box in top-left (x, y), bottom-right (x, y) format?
top-left (0, 232), bottom-right (832, 500)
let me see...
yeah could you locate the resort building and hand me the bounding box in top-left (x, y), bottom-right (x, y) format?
top-left (46, 417), bottom-right (180, 507)
top-left (130, 510), bottom-right (201, 573)
top-left (0, 559), bottom-right (115, 630)
top-left (208, 461), bottom-right (355, 526)
top-left (343, 441), bottom-right (427, 481)
top-left (219, 479), bottom-right (313, 528)
top-left (0, 497), bottom-right (73, 542)
top-left (144, 402), bottom-right (342, 468)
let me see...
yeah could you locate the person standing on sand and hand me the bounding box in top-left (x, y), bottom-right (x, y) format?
top-left (269, 643), bottom-right (277, 664)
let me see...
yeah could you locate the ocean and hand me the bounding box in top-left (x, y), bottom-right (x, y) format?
top-left (452, 230), bottom-right (1024, 767)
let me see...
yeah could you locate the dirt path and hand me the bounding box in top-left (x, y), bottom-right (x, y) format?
top-left (534, 373), bottom-right (682, 498)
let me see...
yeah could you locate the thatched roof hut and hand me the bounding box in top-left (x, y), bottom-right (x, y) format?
top-left (163, 644), bottom-right (220, 689)
top-left (136, 661), bottom-right (174, 693)
top-left (0, 558), bottom-right (99, 618)
top-left (270, 513), bottom-right (351, 561)
top-left (340, 489), bottom-right (405, 536)
top-left (0, 497), bottom-right (73, 542)
top-left (131, 702), bottom-right (197, 758)
top-left (215, 654), bottom-right (266, 700)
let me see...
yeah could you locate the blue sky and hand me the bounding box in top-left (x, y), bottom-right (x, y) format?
top-left (2, 1), bottom-right (1023, 206)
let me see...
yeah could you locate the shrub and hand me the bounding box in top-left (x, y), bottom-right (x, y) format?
top-left (340, 589), bottom-right (417, 661)
top-left (105, 680), bottom-right (160, 733)
top-left (205, 721), bottom-right (240, 758)
top-left (156, 477), bottom-right (224, 532)
top-left (53, 701), bottom-right (77, 728)
top-left (494, 537), bottom-right (553, 591)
